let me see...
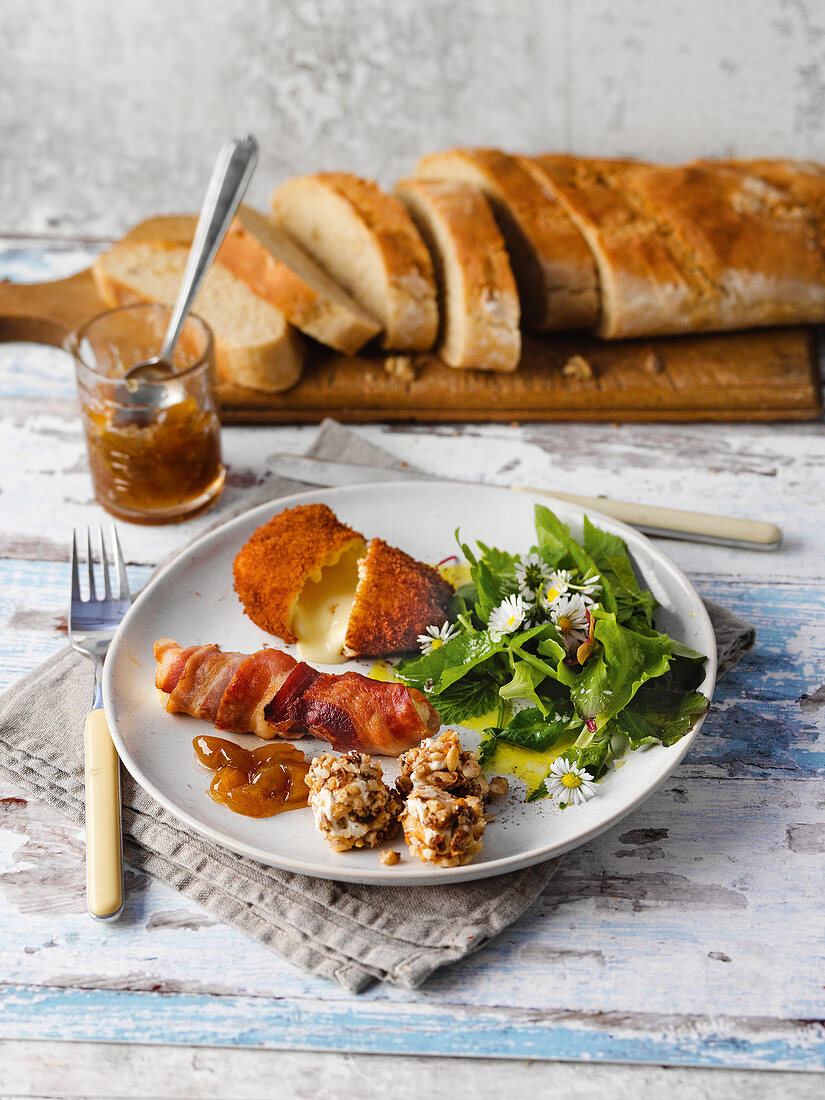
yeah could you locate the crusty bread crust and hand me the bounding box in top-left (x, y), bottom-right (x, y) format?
top-left (395, 177), bottom-right (521, 371)
top-left (233, 504), bottom-right (366, 643)
top-left (618, 161), bottom-right (825, 332)
top-left (526, 155), bottom-right (695, 339)
top-left (344, 538), bottom-right (455, 657)
top-left (528, 154), bottom-right (825, 338)
top-left (271, 173), bottom-right (439, 351)
top-left (92, 219), bottom-right (304, 393)
top-left (218, 205), bottom-right (381, 354)
top-left (416, 148), bottom-right (598, 332)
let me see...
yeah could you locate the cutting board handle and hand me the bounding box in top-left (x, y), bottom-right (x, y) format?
top-left (0, 268), bottom-right (104, 348)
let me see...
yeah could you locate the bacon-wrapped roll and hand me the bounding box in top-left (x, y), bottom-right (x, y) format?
top-left (153, 639), bottom-right (440, 756)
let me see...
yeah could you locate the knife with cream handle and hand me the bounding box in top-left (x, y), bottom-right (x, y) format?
top-left (267, 453), bottom-right (782, 551)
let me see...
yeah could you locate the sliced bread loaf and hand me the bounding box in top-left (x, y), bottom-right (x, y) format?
top-left (414, 148), bottom-right (598, 332)
top-left (270, 173), bottom-right (438, 351)
top-left (93, 218), bottom-right (304, 393)
top-left (218, 205), bottom-right (381, 354)
top-left (394, 177), bottom-right (520, 372)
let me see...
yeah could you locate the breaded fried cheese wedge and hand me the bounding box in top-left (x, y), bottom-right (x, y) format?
top-left (344, 538), bottom-right (454, 657)
top-left (233, 504), bottom-right (366, 656)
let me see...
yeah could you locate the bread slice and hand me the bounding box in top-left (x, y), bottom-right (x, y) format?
top-left (217, 205), bottom-right (382, 354)
top-left (344, 538), bottom-right (455, 657)
top-left (93, 218), bottom-right (304, 393)
top-left (270, 173), bottom-right (438, 351)
top-left (415, 148), bottom-right (598, 331)
top-left (394, 178), bottom-right (521, 371)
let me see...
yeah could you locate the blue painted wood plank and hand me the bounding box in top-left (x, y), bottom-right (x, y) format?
top-left (1, 986), bottom-right (822, 1071)
top-left (0, 559), bottom-right (154, 690)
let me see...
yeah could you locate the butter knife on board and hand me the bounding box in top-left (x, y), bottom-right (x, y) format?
top-left (267, 453), bottom-right (782, 552)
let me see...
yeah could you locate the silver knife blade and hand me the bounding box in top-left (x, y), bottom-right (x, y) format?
top-left (269, 453), bottom-right (433, 487)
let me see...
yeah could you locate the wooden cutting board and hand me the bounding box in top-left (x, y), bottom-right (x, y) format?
top-left (1, 265), bottom-right (822, 422)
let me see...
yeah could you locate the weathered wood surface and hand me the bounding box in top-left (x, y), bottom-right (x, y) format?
top-left (4, 1041), bottom-right (823, 1100)
top-left (1, 242), bottom-right (824, 1090)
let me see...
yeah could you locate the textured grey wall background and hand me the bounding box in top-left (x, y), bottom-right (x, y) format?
top-left (3, 0), bottom-right (825, 236)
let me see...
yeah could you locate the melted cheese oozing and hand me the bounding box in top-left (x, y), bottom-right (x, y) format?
top-left (291, 546), bottom-right (363, 665)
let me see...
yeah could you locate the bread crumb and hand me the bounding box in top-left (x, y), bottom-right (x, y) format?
top-left (380, 849), bottom-right (401, 866)
top-left (384, 355), bottom-right (417, 382)
top-left (563, 354), bottom-right (594, 381)
top-left (644, 352), bottom-right (665, 375)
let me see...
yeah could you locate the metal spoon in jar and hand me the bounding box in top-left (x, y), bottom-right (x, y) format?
top-left (123, 133), bottom-right (259, 386)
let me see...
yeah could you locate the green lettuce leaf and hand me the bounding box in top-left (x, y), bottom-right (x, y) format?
top-left (606, 688), bottom-right (709, 749)
top-left (478, 706), bottom-right (575, 765)
top-left (534, 505), bottom-right (618, 614)
top-left (397, 629), bottom-right (501, 692)
top-left (432, 673), bottom-right (504, 726)
top-left (499, 660), bottom-right (551, 715)
top-left (582, 515), bottom-right (657, 629)
top-left (555, 608), bottom-right (672, 729)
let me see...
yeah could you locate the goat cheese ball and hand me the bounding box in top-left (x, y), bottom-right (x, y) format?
top-left (400, 785), bottom-right (486, 867)
top-left (307, 751), bottom-right (401, 852)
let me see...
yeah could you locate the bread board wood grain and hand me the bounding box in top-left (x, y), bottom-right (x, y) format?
top-left (0, 266), bottom-right (821, 423)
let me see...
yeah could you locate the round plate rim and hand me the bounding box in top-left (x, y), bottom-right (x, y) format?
top-left (103, 480), bottom-right (717, 885)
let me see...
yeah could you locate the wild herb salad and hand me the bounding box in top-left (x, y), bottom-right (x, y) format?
top-left (396, 506), bottom-right (709, 804)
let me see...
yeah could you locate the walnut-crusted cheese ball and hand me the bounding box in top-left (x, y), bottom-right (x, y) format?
top-left (307, 751), bottom-right (401, 853)
top-left (400, 786), bottom-right (486, 868)
top-left (396, 729), bottom-right (489, 801)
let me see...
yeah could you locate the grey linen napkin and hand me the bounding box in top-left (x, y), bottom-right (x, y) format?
top-left (0, 420), bottom-right (755, 993)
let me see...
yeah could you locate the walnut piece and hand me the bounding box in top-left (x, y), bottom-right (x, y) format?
top-left (379, 849), bottom-right (401, 866)
top-left (401, 785), bottom-right (485, 867)
top-left (487, 775), bottom-right (509, 800)
top-left (307, 751), bottom-right (401, 853)
top-left (396, 729), bottom-right (489, 801)
top-left (562, 354), bottom-right (594, 381)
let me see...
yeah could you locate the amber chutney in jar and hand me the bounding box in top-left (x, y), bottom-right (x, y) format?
top-left (70, 303), bottom-right (226, 524)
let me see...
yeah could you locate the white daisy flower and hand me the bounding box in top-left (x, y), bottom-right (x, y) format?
top-left (573, 572), bottom-right (602, 604)
top-left (488, 593), bottom-right (527, 641)
top-left (549, 593), bottom-right (590, 647)
top-left (545, 757), bottom-right (597, 806)
top-left (514, 553), bottom-right (551, 597)
top-left (548, 569), bottom-right (573, 596)
top-left (579, 576), bottom-right (601, 598)
top-left (417, 622), bottom-right (459, 654)
top-left (538, 569), bottom-right (574, 612)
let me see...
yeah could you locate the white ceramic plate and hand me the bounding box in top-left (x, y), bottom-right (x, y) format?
top-left (104, 481), bottom-right (717, 885)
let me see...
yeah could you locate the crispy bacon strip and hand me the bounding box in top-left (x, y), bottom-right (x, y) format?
top-left (153, 640), bottom-right (440, 755)
top-left (265, 664), bottom-right (439, 756)
top-left (217, 649), bottom-right (302, 739)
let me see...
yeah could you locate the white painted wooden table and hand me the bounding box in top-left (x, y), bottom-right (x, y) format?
top-left (1, 239), bottom-right (823, 1098)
